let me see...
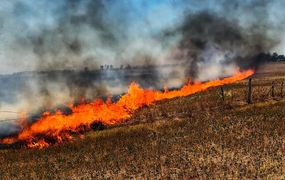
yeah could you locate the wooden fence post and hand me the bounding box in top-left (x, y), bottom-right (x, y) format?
top-left (247, 78), bottom-right (252, 104)
top-left (281, 81), bottom-right (284, 98)
top-left (271, 81), bottom-right (275, 98)
top-left (220, 86), bottom-right (225, 101)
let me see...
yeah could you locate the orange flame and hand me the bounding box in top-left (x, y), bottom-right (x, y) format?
top-left (0, 69), bottom-right (254, 148)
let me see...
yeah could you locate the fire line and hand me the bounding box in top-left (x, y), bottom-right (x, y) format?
top-left (0, 69), bottom-right (254, 148)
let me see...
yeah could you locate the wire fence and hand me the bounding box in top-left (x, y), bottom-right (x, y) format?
top-left (1, 78), bottom-right (284, 124)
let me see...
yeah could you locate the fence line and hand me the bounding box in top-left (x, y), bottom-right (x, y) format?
top-left (1, 78), bottom-right (284, 123)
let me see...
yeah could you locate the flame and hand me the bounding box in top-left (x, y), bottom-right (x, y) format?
top-left (0, 69), bottom-right (254, 148)
top-left (27, 139), bottom-right (49, 149)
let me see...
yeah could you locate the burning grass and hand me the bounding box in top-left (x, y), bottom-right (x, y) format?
top-left (1, 70), bottom-right (285, 178)
top-left (0, 69), bottom-right (253, 148)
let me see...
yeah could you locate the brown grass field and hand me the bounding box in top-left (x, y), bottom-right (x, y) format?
top-left (1, 63), bottom-right (285, 179)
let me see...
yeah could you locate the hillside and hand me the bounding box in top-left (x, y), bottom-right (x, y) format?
top-left (1, 64), bottom-right (285, 178)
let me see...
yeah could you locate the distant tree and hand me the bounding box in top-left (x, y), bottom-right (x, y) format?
top-left (125, 64), bottom-right (132, 69)
top-left (277, 55), bottom-right (285, 62)
top-left (272, 52), bottom-right (278, 62)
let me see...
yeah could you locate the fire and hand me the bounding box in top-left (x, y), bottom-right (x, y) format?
top-left (0, 69), bottom-right (254, 148)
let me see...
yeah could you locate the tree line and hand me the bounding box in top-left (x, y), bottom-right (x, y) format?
top-left (257, 52), bottom-right (285, 62)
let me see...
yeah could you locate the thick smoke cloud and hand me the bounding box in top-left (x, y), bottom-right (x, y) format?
top-left (160, 0), bottom-right (283, 81)
top-left (0, 0), bottom-right (284, 73)
top-left (0, 0), bottom-right (284, 130)
top-left (174, 11), bottom-right (278, 80)
top-left (0, 0), bottom-right (183, 73)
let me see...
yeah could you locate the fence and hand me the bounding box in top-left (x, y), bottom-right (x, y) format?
top-left (1, 77), bottom-right (285, 123)
top-left (220, 78), bottom-right (285, 104)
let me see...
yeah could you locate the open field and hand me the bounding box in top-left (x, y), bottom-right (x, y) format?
top-left (1, 63), bottom-right (285, 179)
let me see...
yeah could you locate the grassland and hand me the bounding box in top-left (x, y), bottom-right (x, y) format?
top-left (1, 64), bottom-right (285, 179)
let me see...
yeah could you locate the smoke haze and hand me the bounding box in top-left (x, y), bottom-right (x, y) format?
top-left (0, 0), bottom-right (284, 129)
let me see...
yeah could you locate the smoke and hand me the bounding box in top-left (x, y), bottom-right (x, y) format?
top-left (1, 0), bottom-right (283, 72)
top-left (168, 0), bottom-right (282, 81)
top-left (0, 0), bottom-right (284, 131)
top-left (0, 0), bottom-right (184, 73)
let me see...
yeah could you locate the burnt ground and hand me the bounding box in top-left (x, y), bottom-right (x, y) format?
top-left (1, 63), bottom-right (285, 179)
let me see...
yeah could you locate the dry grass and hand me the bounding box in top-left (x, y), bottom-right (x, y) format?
top-left (1, 70), bottom-right (285, 179)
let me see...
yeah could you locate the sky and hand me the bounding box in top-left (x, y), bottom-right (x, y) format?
top-left (0, 0), bottom-right (284, 74)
